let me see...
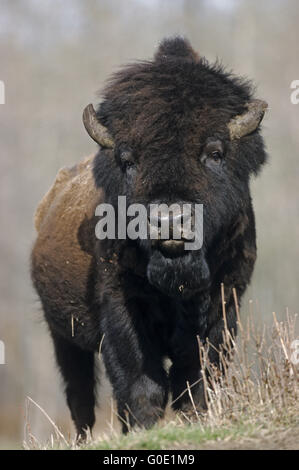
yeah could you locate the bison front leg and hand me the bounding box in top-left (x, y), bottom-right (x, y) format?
top-left (100, 298), bottom-right (168, 433)
top-left (169, 292), bottom-right (210, 416)
top-left (170, 337), bottom-right (207, 416)
top-left (170, 296), bottom-right (238, 417)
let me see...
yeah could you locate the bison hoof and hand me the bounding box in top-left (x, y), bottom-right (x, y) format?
top-left (124, 375), bottom-right (167, 430)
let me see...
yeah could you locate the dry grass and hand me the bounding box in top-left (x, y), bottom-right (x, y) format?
top-left (193, 290), bottom-right (298, 434)
top-left (24, 293), bottom-right (299, 450)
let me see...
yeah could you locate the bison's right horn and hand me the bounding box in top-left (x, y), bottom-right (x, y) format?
top-left (83, 104), bottom-right (115, 149)
top-left (228, 99), bottom-right (268, 140)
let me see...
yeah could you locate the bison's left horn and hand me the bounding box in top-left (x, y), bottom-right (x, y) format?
top-left (228, 99), bottom-right (268, 140)
top-left (83, 104), bottom-right (115, 148)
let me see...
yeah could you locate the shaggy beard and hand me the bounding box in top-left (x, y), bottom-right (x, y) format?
top-left (146, 250), bottom-right (211, 300)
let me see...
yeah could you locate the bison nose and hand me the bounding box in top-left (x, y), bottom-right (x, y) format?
top-left (148, 202), bottom-right (195, 245)
top-left (149, 211), bottom-right (183, 234)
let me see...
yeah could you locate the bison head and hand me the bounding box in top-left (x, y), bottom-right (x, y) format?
top-left (84, 37), bottom-right (267, 299)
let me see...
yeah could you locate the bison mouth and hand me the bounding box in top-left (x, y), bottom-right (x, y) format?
top-left (154, 239), bottom-right (186, 258)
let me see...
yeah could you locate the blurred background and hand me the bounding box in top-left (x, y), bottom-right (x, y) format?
top-left (0, 0), bottom-right (299, 449)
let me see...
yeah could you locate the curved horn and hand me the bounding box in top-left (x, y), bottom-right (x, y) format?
top-left (228, 99), bottom-right (268, 140)
top-left (82, 104), bottom-right (115, 148)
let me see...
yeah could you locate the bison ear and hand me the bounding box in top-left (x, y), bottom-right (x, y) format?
top-left (155, 36), bottom-right (199, 62)
top-left (82, 104), bottom-right (115, 149)
top-left (228, 99), bottom-right (268, 140)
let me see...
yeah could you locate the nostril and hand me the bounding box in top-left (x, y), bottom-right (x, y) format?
top-left (184, 211), bottom-right (194, 227)
top-left (159, 214), bottom-right (171, 227)
top-left (148, 213), bottom-right (163, 228)
top-left (173, 212), bottom-right (183, 224)
top-left (148, 202), bottom-right (195, 240)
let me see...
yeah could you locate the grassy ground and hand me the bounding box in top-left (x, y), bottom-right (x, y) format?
top-left (85, 418), bottom-right (299, 450)
top-left (25, 305), bottom-right (299, 451)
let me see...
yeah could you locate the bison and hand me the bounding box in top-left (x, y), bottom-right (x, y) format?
top-left (31, 37), bottom-right (268, 439)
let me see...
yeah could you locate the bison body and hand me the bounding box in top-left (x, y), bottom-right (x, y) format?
top-left (31, 37), bottom-right (267, 438)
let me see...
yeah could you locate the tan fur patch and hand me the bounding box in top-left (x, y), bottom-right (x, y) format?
top-left (34, 155), bottom-right (97, 233)
top-left (32, 154), bottom-right (104, 304)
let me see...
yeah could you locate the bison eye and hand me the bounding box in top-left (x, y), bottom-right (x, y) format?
top-left (124, 160), bottom-right (134, 169)
top-left (119, 150), bottom-right (135, 171)
top-left (200, 140), bottom-right (224, 169)
top-left (210, 150), bottom-right (222, 163)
